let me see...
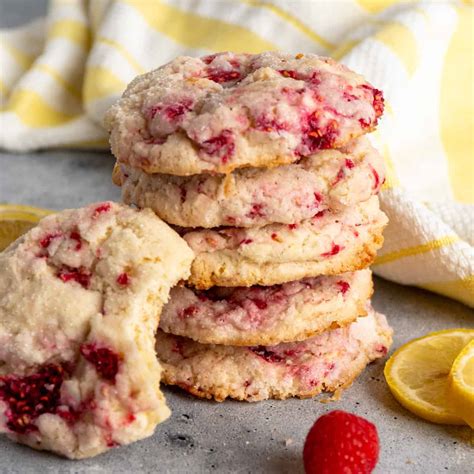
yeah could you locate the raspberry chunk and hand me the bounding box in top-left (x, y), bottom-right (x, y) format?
top-left (180, 306), bottom-right (199, 319)
top-left (57, 266), bottom-right (91, 289)
top-left (321, 243), bottom-right (342, 258)
top-left (39, 232), bottom-right (62, 249)
top-left (254, 115), bottom-right (289, 133)
top-left (0, 364), bottom-right (70, 434)
top-left (247, 203), bottom-right (266, 219)
top-left (251, 298), bottom-right (268, 310)
top-left (200, 130), bottom-right (235, 163)
top-left (370, 165), bottom-right (381, 190)
top-left (149, 99), bottom-right (193, 122)
top-left (250, 346), bottom-right (284, 363)
top-left (303, 410), bottom-right (379, 474)
top-left (302, 117), bottom-right (339, 153)
top-left (116, 272), bottom-right (130, 286)
top-left (206, 69), bottom-right (241, 83)
top-left (336, 281), bottom-right (350, 294)
top-left (80, 344), bottom-right (120, 383)
top-left (69, 231), bottom-right (82, 251)
top-left (92, 203), bottom-right (112, 218)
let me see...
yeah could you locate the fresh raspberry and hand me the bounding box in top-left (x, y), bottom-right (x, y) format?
top-left (303, 410), bottom-right (379, 474)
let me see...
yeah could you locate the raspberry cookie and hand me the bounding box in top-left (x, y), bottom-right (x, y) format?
top-left (118, 137), bottom-right (385, 228)
top-left (105, 52), bottom-right (384, 176)
top-left (182, 196), bottom-right (387, 289)
top-left (160, 270), bottom-right (372, 346)
top-left (156, 307), bottom-right (392, 401)
top-left (0, 202), bottom-right (193, 459)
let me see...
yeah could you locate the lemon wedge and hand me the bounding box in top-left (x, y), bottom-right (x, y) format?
top-left (384, 329), bottom-right (474, 425)
top-left (447, 340), bottom-right (474, 428)
top-left (0, 204), bottom-right (52, 251)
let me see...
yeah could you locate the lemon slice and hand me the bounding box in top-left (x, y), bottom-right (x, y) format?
top-left (447, 340), bottom-right (474, 428)
top-left (0, 204), bottom-right (52, 251)
top-left (384, 329), bottom-right (474, 425)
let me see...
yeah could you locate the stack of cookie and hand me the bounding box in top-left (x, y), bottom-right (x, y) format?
top-left (106, 52), bottom-right (393, 402)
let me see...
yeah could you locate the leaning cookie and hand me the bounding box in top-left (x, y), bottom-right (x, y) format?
top-left (159, 270), bottom-right (372, 346)
top-left (156, 307), bottom-right (392, 402)
top-left (0, 202), bottom-right (193, 459)
top-left (118, 137), bottom-right (385, 228)
top-left (105, 52), bottom-right (384, 176)
top-left (182, 196), bottom-right (387, 288)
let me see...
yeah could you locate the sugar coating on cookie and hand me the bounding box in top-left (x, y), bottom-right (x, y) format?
top-left (119, 137), bottom-right (385, 228)
top-left (156, 307), bottom-right (392, 401)
top-left (0, 202), bottom-right (194, 459)
top-left (105, 52), bottom-right (384, 175)
top-left (160, 270), bottom-right (372, 346)
top-left (181, 196), bottom-right (387, 288)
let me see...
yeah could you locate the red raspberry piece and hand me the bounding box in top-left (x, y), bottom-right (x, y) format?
top-left (80, 344), bottom-right (121, 383)
top-left (92, 203), bottom-right (112, 218)
top-left (345, 158), bottom-right (355, 169)
top-left (254, 115), bottom-right (289, 133)
top-left (0, 364), bottom-right (71, 434)
top-left (149, 99), bottom-right (193, 122)
top-left (57, 266), bottom-right (91, 289)
top-left (200, 130), bottom-right (235, 163)
top-left (370, 166), bottom-right (381, 190)
top-left (251, 298), bottom-right (268, 310)
top-left (206, 69), bottom-right (241, 83)
top-left (202, 54), bottom-right (217, 65)
top-left (180, 305), bottom-right (199, 319)
top-left (39, 232), bottom-right (62, 249)
top-left (303, 410), bottom-right (380, 474)
top-left (321, 243), bottom-right (342, 258)
top-left (336, 280), bottom-right (350, 294)
top-left (116, 272), bottom-right (130, 286)
top-left (250, 346), bottom-right (284, 363)
top-left (246, 203), bottom-right (266, 219)
top-left (69, 230), bottom-right (82, 251)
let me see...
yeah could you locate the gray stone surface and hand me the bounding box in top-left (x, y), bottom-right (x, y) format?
top-left (0, 0), bottom-right (47, 28)
top-left (0, 2), bottom-right (473, 473)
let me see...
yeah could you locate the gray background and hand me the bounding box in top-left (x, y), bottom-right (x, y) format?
top-left (0, 2), bottom-right (473, 472)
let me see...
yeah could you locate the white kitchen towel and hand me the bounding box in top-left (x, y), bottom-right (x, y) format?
top-left (0, 0), bottom-right (472, 306)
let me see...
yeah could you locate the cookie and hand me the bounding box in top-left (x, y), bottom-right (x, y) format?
top-left (118, 137), bottom-right (385, 228)
top-left (0, 202), bottom-right (194, 459)
top-left (182, 196), bottom-right (387, 288)
top-left (156, 307), bottom-right (392, 402)
top-left (105, 52), bottom-right (384, 176)
top-left (160, 270), bottom-right (372, 346)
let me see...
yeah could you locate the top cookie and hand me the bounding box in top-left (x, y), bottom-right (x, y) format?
top-left (0, 202), bottom-right (193, 458)
top-left (105, 52), bottom-right (384, 176)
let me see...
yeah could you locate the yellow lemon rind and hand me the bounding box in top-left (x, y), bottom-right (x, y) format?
top-left (447, 340), bottom-right (474, 428)
top-left (384, 328), bottom-right (474, 425)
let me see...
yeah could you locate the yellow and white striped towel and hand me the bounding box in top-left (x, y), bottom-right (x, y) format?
top-left (0, 0), bottom-right (472, 307)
